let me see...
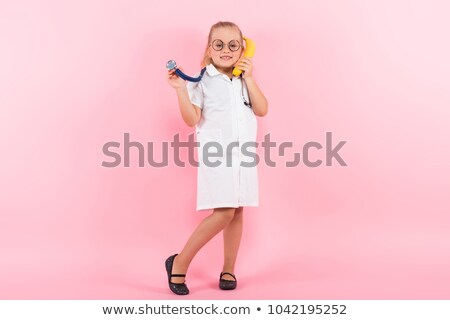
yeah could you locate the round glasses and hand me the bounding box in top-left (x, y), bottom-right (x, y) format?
top-left (210, 39), bottom-right (241, 52)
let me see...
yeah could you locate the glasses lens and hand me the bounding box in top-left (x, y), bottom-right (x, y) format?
top-left (229, 40), bottom-right (240, 51)
top-left (212, 39), bottom-right (223, 51)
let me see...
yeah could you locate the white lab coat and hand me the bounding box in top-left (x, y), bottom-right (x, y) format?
top-left (186, 63), bottom-right (259, 211)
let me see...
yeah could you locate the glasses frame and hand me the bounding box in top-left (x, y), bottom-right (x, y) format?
top-left (210, 39), bottom-right (242, 52)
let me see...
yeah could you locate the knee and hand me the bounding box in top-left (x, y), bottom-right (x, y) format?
top-left (214, 207), bottom-right (236, 222)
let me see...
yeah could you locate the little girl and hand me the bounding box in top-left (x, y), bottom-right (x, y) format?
top-left (165, 21), bottom-right (268, 295)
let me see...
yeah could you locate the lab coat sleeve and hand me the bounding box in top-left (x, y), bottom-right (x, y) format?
top-left (186, 80), bottom-right (204, 109)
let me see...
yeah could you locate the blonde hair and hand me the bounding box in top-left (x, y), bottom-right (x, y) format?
top-left (201, 21), bottom-right (243, 68)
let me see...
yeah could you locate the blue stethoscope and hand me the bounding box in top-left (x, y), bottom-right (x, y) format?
top-left (166, 59), bottom-right (252, 107)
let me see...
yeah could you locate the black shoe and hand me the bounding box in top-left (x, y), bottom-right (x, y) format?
top-left (219, 271), bottom-right (237, 290)
top-left (165, 254), bottom-right (189, 295)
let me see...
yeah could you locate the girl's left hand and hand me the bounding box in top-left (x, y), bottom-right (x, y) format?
top-left (234, 57), bottom-right (253, 79)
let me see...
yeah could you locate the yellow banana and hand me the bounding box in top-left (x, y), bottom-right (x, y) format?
top-left (232, 37), bottom-right (256, 77)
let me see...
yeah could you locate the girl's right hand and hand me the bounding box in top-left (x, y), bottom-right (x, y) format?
top-left (166, 67), bottom-right (186, 90)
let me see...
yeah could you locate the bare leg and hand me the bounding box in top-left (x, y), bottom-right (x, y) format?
top-left (170, 207), bottom-right (236, 283)
top-left (221, 206), bottom-right (243, 280)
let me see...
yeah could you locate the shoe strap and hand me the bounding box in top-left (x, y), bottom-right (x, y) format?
top-left (171, 274), bottom-right (186, 277)
top-left (220, 272), bottom-right (236, 280)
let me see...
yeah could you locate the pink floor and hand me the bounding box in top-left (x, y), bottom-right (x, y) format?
top-left (1, 225), bottom-right (449, 300)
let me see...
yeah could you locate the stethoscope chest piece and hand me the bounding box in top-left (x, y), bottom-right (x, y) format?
top-left (166, 59), bottom-right (177, 70)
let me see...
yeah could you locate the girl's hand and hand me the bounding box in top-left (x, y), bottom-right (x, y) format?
top-left (234, 57), bottom-right (253, 79)
top-left (166, 67), bottom-right (187, 90)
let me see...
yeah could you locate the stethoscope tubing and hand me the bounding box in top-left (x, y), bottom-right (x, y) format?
top-left (174, 67), bottom-right (206, 82)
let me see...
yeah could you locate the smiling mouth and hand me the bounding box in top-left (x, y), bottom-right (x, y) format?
top-left (220, 56), bottom-right (232, 60)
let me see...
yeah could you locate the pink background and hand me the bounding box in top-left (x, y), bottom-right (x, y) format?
top-left (1, 0), bottom-right (449, 299)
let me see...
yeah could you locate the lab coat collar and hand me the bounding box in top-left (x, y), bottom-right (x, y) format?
top-left (206, 64), bottom-right (221, 77)
top-left (206, 63), bottom-right (239, 80)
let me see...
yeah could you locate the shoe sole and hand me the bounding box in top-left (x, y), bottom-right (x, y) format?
top-left (219, 281), bottom-right (237, 290)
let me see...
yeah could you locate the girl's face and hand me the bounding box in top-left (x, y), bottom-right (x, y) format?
top-left (208, 27), bottom-right (243, 72)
